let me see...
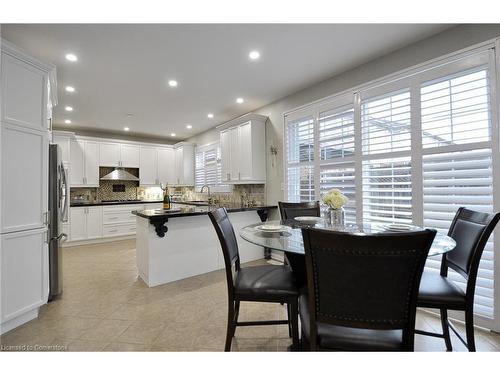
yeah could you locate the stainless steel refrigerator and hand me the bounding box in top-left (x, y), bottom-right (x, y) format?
top-left (48, 144), bottom-right (69, 300)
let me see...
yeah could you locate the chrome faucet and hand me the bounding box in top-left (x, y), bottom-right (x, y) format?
top-left (200, 185), bottom-right (211, 200)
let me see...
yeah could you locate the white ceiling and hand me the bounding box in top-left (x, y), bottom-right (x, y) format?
top-left (1, 24), bottom-right (452, 140)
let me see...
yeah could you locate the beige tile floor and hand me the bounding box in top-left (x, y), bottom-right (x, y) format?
top-left (1, 239), bottom-right (499, 352)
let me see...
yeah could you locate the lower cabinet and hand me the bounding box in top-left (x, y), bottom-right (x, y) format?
top-left (69, 206), bottom-right (102, 241)
top-left (67, 203), bottom-right (162, 243)
top-left (0, 227), bottom-right (48, 333)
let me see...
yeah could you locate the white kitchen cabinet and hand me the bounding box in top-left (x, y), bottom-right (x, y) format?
top-left (140, 146), bottom-right (176, 186)
top-left (120, 144), bottom-right (140, 168)
top-left (69, 206), bottom-right (102, 241)
top-left (0, 40), bottom-right (56, 334)
top-left (99, 142), bottom-right (120, 167)
top-left (1, 123), bottom-right (49, 234)
top-left (220, 129), bottom-right (231, 183)
top-left (1, 52), bottom-right (46, 132)
top-left (69, 207), bottom-right (86, 241)
top-left (70, 139), bottom-right (99, 187)
top-left (52, 132), bottom-right (71, 164)
top-left (219, 114), bottom-right (267, 184)
top-left (0, 228), bottom-right (49, 333)
top-left (139, 146), bottom-right (158, 185)
top-left (158, 147), bottom-right (175, 185)
top-left (100, 142), bottom-right (140, 168)
top-left (173, 143), bottom-right (195, 186)
top-left (84, 141), bottom-right (100, 186)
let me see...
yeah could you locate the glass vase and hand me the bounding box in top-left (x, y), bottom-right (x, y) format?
top-left (328, 207), bottom-right (345, 227)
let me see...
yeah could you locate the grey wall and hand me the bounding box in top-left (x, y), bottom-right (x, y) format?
top-left (188, 24), bottom-right (500, 206)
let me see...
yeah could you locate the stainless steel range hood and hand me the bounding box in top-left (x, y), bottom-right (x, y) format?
top-left (100, 167), bottom-right (139, 181)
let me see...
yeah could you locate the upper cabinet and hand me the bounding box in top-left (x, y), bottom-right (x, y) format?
top-left (219, 114), bottom-right (267, 184)
top-left (157, 147), bottom-right (176, 186)
top-left (50, 131), bottom-right (193, 188)
top-left (139, 144), bottom-right (193, 187)
top-left (1, 40), bottom-right (57, 133)
top-left (139, 146), bottom-right (159, 186)
top-left (70, 139), bottom-right (99, 187)
top-left (100, 142), bottom-right (140, 168)
top-left (173, 143), bottom-right (195, 186)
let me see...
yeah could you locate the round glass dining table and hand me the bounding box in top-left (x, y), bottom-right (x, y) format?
top-left (240, 219), bottom-right (456, 257)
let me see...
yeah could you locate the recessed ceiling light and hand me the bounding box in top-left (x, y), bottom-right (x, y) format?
top-left (65, 106), bottom-right (73, 112)
top-left (168, 80), bottom-right (178, 87)
top-left (236, 97), bottom-right (244, 104)
top-left (124, 127), bottom-right (130, 131)
top-left (126, 113), bottom-right (133, 117)
top-left (65, 86), bottom-right (75, 93)
top-left (186, 124), bottom-right (192, 129)
top-left (64, 119), bottom-right (71, 124)
top-left (207, 113), bottom-right (214, 119)
top-left (249, 50), bottom-right (260, 60)
top-left (65, 53), bottom-right (78, 62)
top-left (171, 133), bottom-right (176, 137)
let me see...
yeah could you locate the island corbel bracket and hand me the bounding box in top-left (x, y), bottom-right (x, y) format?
top-left (149, 217), bottom-right (169, 237)
top-left (256, 208), bottom-right (269, 222)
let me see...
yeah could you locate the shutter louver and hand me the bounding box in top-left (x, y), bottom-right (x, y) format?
top-left (362, 90), bottom-right (411, 155)
top-left (286, 116), bottom-right (315, 202)
top-left (362, 157), bottom-right (412, 224)
top-left (421, 68), bottom-right (491, 148)
top-left (361, 89), bottom-right (412, 224)
top-left (318, 106), bottom-right (356, 223)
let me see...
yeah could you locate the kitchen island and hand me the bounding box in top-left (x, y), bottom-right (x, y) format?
top-left (132, 204), bottom-right (276, 287)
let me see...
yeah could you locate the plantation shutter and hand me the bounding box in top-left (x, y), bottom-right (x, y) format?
top-left (361, 89), bottom-right (413, 224)
top-left (318, 106), bottom-right (356, 223)
top-left (195, 143), bottom-right (230, 193)
top-left (286, 115), bottom-right (315, 202)
top-left (421, 65), bottom-right (494, 319)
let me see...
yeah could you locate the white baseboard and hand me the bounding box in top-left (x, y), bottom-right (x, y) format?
top-left (0, 308), bottom-right (39, 335)
top-left (62, 235), bottom-right (135, 247)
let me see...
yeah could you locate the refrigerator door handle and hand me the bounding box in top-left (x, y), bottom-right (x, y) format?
top-left (61, 165), bottom-right (69, 223)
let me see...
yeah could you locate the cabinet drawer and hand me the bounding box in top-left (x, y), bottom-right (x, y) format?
top-left (102, 223), bottom-right (137, 237)
top-left (103, 210), bottom-right (136, 224)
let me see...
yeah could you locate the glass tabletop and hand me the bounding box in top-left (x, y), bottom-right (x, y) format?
top-left (240, 219), bottom-right (456, 257)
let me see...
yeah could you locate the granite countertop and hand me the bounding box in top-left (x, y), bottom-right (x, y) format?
top-left (70, 200), bottom-right (163, 207)
top-left (132, 204), bottom-right (277, 219)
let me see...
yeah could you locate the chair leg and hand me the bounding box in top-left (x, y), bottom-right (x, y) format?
top-left (289, 300), bottom-right (299, 350)
top-left (225, 300), bottom-right (236, 351)
top-left (440, 308), bottom-right (453, 351)
top-left (233, 301), bottom-right (240, 337)
top-left (286, 303), bottom-right (292, 338)
top-left (465, 308), bottom-right (476, 352)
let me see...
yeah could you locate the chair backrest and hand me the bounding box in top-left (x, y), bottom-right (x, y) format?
top-left (208, 208), bottom-right (240, 296)
top-left (302, 227), bottom-right (436, 350)
top-left (278, 201), bottom-right (320, 221)
top-left (442, 207), bottom-right (500, 296)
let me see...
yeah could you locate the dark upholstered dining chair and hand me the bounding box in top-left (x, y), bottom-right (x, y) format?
top-left (278, 201), bottom-right (321, 221)
top-left (208, 207), bottom-right (299, 351)
top-left (416, 207), bottom-right (500, 352)
top-left (300, 227), bottom-right (436, 351)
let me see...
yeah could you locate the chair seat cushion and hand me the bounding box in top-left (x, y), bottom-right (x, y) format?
top-left (234, 265), bottom-right (298, 299)
top-left (299, 294), bottom-right (404, 351)
top-left (417, 272), bottom-right (466, 309)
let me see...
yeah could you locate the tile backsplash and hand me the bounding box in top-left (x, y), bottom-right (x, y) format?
top-left (70, 167), bottom-right (265, 205)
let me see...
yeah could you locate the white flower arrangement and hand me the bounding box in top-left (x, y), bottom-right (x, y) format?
top-left (322, 189), bottom-right (348, 210)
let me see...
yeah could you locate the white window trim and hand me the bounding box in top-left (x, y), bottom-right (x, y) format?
top-left (282, 39), bottom-right (500, 332)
